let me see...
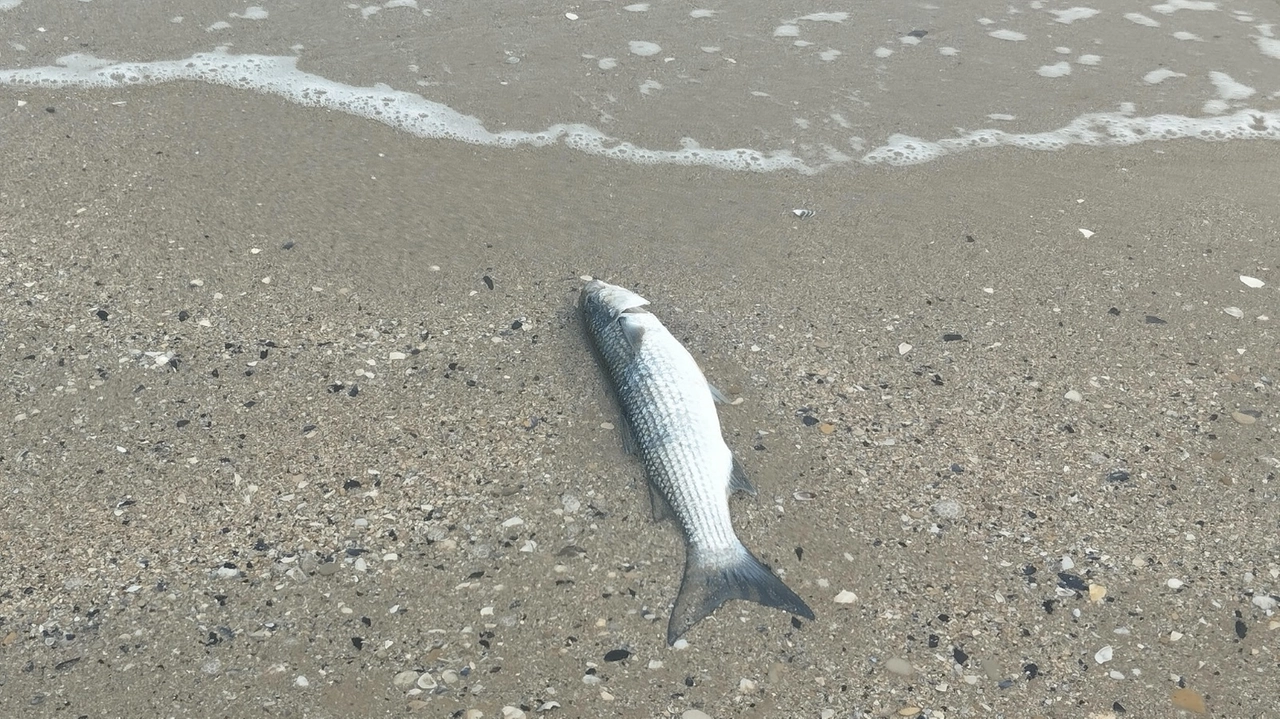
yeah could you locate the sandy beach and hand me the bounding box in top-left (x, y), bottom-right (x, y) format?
top-left (3, 1), bottom-right (1278, 717)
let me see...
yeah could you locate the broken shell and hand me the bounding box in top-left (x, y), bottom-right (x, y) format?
top-left (793, 490), bottom-right (817, 501)
top-left (791, 208), bottom-right (815, 218)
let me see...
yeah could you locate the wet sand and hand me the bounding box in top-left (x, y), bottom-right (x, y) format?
top-left (3, 5), bottom-right (1280, 718)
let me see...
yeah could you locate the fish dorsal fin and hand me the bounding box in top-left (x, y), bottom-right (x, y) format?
top-left (648, 482), bottom-right (676, 522)
top-left (617, 314), bottom-right (647, 349)
top-left (729, 455), bottom-right (756, 496)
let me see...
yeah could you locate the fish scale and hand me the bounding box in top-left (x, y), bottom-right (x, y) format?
top-left (580, 279), bottom-right (815, 644)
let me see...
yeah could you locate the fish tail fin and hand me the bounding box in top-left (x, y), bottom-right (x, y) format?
top-left (666, 545), bottom-right (815, 645)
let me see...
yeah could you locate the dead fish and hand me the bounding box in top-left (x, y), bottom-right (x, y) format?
top-left (580, 280), bottom-right (815, 645)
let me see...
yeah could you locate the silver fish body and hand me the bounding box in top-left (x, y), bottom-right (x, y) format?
top-left (580, 279), bottom-right (815, 644)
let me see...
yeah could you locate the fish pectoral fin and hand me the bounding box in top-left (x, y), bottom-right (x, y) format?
top-left (708, 382), bottom-right (731, 405)
top-left (617, 314), bottom-right (647, 349)
top-left (648, 482), bottom-right (676, 522)
top-left (666, 546), bottom-right (816, 646)
top-left (729, 455), bottom-right (756, 496)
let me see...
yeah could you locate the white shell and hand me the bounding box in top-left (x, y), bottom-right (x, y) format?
top-left (1240, 275), bottom-right (1265, 288)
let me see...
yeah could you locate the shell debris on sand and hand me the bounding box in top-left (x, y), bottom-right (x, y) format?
top-left (885, 656), bottom-right (914, 676)
top-left (1172, 687), bottom-right (1207, 713)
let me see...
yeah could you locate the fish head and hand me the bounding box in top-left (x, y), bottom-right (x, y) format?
top-left (579, 280), bottom-right (650, 321)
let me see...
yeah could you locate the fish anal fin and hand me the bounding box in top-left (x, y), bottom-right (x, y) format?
top-left (708, 382), bottom-right (730, 405)
top-left (666, 545), bottom-right (815, 645)
top-left (648, 482), bottom-right (676, 522)
top-left (729, 455), bottom-right (756, 496)
top-left (618, 315), bottom-right (646, 349)
top-left (618, 417), bottom-right (638, 455)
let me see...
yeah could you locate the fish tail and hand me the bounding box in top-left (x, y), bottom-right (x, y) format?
top-left (666, 544), bottom-right (815, 645)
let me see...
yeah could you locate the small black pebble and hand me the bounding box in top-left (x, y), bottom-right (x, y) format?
top-left (603, 649), bottom-right (630, 662)
top-left (348, 385), bottom-right (359, 397)
top-left (178, 310), bottom-right (190, 322)
top-left (243, 400), bottom-right (256, 408)
top-left (952, 646), bottom-right (969, 665)
top-left (351, 637), bottom-right (364, 650)
top-left (96, 309), bottom-right (110, 321)
top-left (753, 443), bottom-right (766, 451)
top-left (1106, 469), bottom-right (1131, 482)
top-left (328, 383), bottom-right (344, 392)
top-left (259, 349), bottom-right (268, 359)
top-left (511, 320), bottom-right (523, 330)
top-left (802, 415), bottom-right (819, 426)
top-left (908, 29), bottom-right (928, 38)
top-left (1057, 572), bottom-right (1089, 592)
top-left (1023, 564), bottom-right (1037, 575)
top-left (950, 463), bottom-right (964, 474)
top-left (483, 275), bottom-right (494, 290)
top-left (176, 419), bottom-right (190, 428)
top-left (1113, 701), bottom-right (1126, 713)
top-left (282, 241), bottom-right (295, 250)
top-left (302, 424), bottom-right (316, 434)
top-left (1043, 599), bottom-right (1057, 614)
top-left (1144, 315), bottom-right (1167, 325)
top-left (964, 234), bottom-right (976, 242)
top-left (46, 106), bottom-right (56, 113)
top-left (997, 680), bottom-right (1014, 689)
top-left (927, 634), bottom-right (939, 648)
top-left (1108, 307), bottom-right (1121, 316)
top-left (361, 616), bottom-right (371, 627)
top-left (942, 333), bottom-right (963, 342)
top-left (791, 616), bottom-right (802, 629)
top-left (684, 676), bottom-right (695, 687)
top-left (794, 546), bottom-right (804, 561)
top-left (1023, 662), bottom-right (1039, 679)
top-left (1235, 619), bottom-right (1247, 639)
top-left (343, 479), bottom-right (362, 490)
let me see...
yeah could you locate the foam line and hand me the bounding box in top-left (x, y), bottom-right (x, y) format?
top-left (861, 108), bottom-right (1280, 166)
top-left (0, 50), bottom-right (816, 174)
top-left (2, 50), bottom-right (1278, 173)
